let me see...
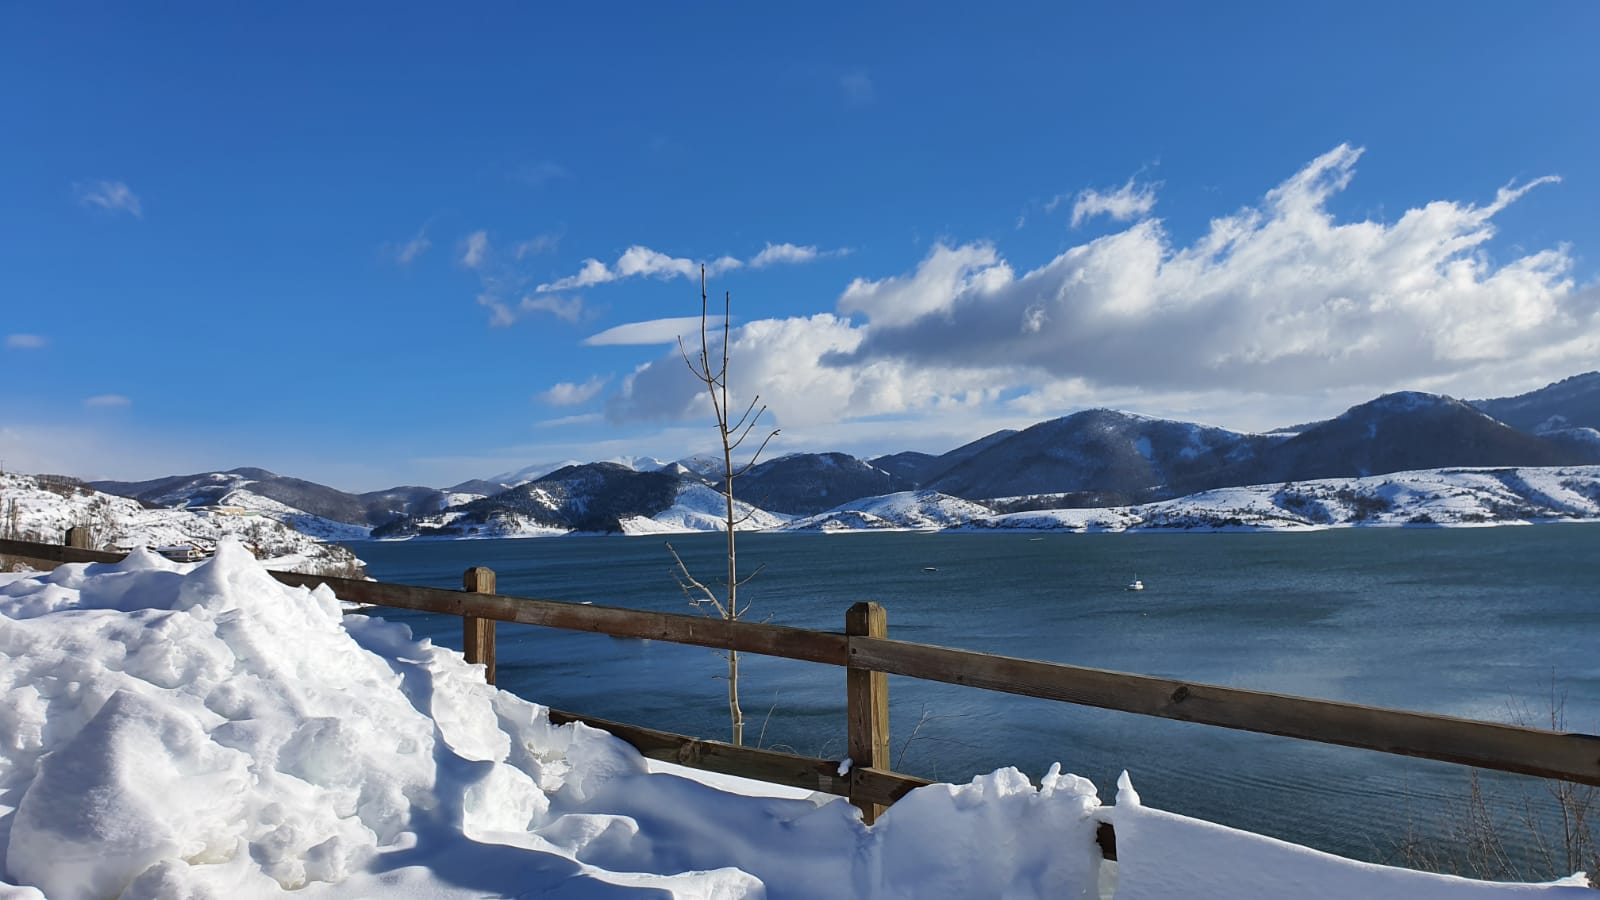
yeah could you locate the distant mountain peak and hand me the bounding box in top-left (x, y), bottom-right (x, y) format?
top-left (1358, 391), bottom-right (1462, 414)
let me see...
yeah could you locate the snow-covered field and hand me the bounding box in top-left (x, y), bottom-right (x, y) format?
top-left (0, 543), bottom-right (1590, 897)
top-left (0, 473), bottom-right (363, 576)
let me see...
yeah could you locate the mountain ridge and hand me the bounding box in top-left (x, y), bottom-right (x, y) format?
top-left (85, 372), bottom-right (1600, 538)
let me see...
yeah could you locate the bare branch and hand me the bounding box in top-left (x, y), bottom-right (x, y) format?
top-left (727, 409), bottom-right (768, 452)
top-left (665, 541), bottom-right (726, 618)
top-left (734, 562), bottom-right (766, 587)
top-left (732, 429), bottom-right (780, 478)
top-left (756, 689), bottom-right (784, 750)
top-left (729, 394), bottom-right (764, 433)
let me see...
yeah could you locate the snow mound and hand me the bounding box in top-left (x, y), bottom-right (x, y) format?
top-left (0, 541), bottom-right (1100, 897)
top-left (1106, 784), bottom-right (1592, 898)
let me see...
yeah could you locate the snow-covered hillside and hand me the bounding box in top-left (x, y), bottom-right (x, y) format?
top-left (782, 490), bottom-right (994, 532)
top-left (374, 466), bottom-right (1600, 539)
top-left (981, 466), bottom-right (1600, 532)
top-left (618, 482), bottom-right (791, 534)
top-left (184, 487), bottom-right (370, 543)
top-left (0, 472), bottom-right (363, 576)
top-left (0, 544), bottom-right (1588, 897)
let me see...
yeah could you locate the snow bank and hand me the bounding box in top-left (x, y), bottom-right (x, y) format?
top-left (0, 542), bottom-right (1099, 898)
top-left (0, 545), bottom-right (1588, 897)
top-left (1106, 775), bottom-right (1591, 898)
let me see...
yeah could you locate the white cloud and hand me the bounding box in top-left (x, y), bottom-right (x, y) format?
top-left (841, 145), bottom-right (1583, 399)
top-left (584, 316), bottom-right (726, 346)
top-left (460, 231), bottom-right (490, 269)
top-left (5, 334), bottom-right (47, 350)
top-left (608, 145), bottom-right (1592, 435)
top-left (74, 180), bottom-right (142, 217)
top-left (538, 376), bottom-right (610, 406)
top-left (514, 233), bottom-right (560, 259)
top-left (1065, 177), bottom-right (1160, 227)
top-left (838, 242), bottom-right (1012, 328)
top-left (478, 293), bottom-right (588, 328)
top-left (519, 294), bottom-right (584, 323)
top-left (537, 246), bottom-right (693, 292)
top-left (393, 229), bottom-right (431, 265)
top-left (615, 245), bottom-right (696, 280)
top-left (537, 412), bottom-right (605, 427)
top-left (84, 394), bottom-right (131, 408)
top-left (706, 255), bottom-right (744, 277)
top-left (607, 314), bottom-right (1012, 431)
top-left (478, 294), bottom-right (517, 328)
top-left (750, 242), bottom-right (820, 268)
top-left (538, 242), bottom-right (841, 293)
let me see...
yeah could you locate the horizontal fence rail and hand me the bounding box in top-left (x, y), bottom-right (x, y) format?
top-left (848, 637), bottom-right (1600, 786)
top-left (4, 534), bottom-right (1597, 857)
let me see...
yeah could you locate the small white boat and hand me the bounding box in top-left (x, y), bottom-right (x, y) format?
top-left (923, 566), bottom-right (938, 573)
top-left (1126, 575), bottom-right (1145, 591)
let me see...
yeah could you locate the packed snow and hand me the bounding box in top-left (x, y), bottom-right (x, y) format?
top-left (0, 543), bottom-right (1590, 897)
top-left (0, 473), bottom-right (362, 576)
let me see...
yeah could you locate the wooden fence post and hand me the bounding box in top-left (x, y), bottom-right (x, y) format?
top-left (846, 601), bottom-right (889, 824)
top-left (463, 567), bottom-right (497, 685)
top-left (64, 526), bottom-right (91, 550)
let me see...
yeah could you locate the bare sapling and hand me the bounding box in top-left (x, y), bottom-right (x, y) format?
top-left (666, 265), bottom-right (778, 747)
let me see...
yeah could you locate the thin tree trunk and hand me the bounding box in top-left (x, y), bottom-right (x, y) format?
top-left (727, 649), bottom-right (743, 746)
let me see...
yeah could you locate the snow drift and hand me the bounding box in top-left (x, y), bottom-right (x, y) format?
top-left (0, 544), bottom-right (1589, 897)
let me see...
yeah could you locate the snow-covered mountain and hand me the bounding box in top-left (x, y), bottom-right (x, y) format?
top-left (70, 371), bottom-right (1600, 544)
top-left (374, 462), bottom-right (691, 538)
top-left (0, 472), bottom-right (364, 576)
top-left (926, 410), bottom-right (1279, 504)
top-left (1472, 371), bottom-right (1600, 435)
top-left (618, 482), bottom-right (790, 535)
top-left (1194, 392), bottom-right (1590, 492)
top-left (738, 452), bottom-right (913, 515)
top-left (980, 466), bottom-right (1600, 532)
top-left (487, 455), bottom-right (678, 488)
top-left (90, 467), bottom-right (460, 532)
top-left (871, 428), bottom-right (1019, 486)
top-left (781, 490), bottom-right (994, 532)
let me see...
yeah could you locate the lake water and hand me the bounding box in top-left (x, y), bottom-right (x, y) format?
top-left (345, 525), bottom-right (1600, 875)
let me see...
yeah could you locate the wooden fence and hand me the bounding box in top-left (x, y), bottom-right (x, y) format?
top-left (6, 533), bottom-right (1600, 861)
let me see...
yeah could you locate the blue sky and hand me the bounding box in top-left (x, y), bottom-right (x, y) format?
top-left (3, 3), bottom-right (1598, 491)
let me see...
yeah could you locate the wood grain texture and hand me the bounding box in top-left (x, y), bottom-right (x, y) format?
top-left (462, 567), bottom-right (497, 685)
top-left (846, 601), bottom-right (891, 823)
